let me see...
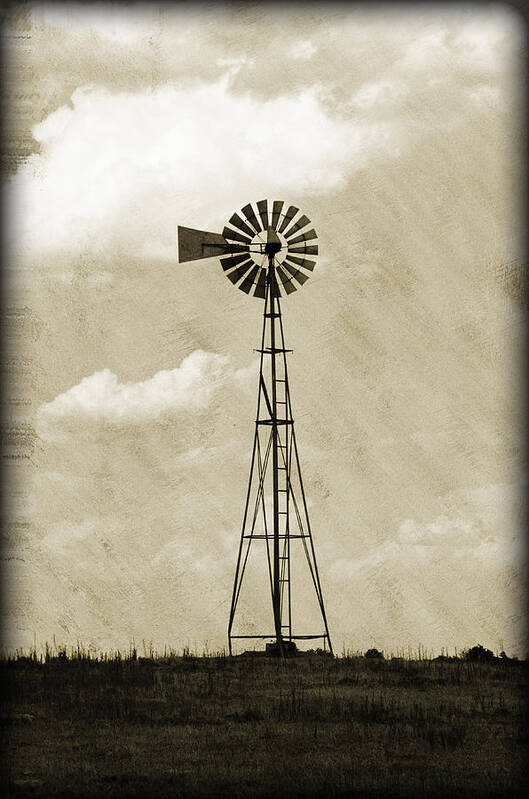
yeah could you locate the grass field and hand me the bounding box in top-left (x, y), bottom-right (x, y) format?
top-left (1, 647), bottom-right (527, 798)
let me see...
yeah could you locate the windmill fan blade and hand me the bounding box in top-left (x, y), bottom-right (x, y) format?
top-left (229, 213), bottom-right (255, 238)
top-left (282, 261), bottom-right (299, 279)
top-left (270, 200), bottom-right (284, 229)
top-left (288, 244), bottom-right (318, 256)
top-left (283, 214), bottom-right (311, 239)
top-left (177, 225), bottom-right (232, 263)
top-left (220, 252), bottom-right (251, 272)
top-left (285, 255), bottom-right (316, 271)
top-left (241, 203), bottom-right (262, 233)
top-left (292, 270), bottom-right (309, 285)
top-left (286, 228), bottom-right (318, 246)
top-left (282, 262), bottom-right (309, 285)
top-left (257, 200), bottom-right (269, 231)
top-left (278, 205), bottom-right (299, 234)
top-left (227, 261), bottom-right (254, 284)
top-left (253, 267), bottom-right (267, 299)
top-left (239, 265), bottom-right (259, 294)
top-left (276, 265), bottom-right (297, 295)
top-left (222, 226), bottom-right (252, 245)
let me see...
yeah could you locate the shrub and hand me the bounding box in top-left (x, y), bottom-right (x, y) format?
top-left (364, 648), bottom-right (384, 660)
top-left (463, 644), bottom-right (496, 662)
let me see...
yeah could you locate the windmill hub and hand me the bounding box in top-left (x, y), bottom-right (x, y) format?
top-left (264, 227), bottom-right (283, 256)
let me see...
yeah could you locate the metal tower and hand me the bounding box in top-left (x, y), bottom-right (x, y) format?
top-left (177, 200), bottom-right (333, 657)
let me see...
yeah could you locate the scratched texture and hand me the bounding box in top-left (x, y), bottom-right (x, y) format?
top-left (1, 3), bottom-right (526, 656)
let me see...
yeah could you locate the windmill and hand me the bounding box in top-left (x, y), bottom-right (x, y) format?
top-left (177, 200), bottom-right (333, 657)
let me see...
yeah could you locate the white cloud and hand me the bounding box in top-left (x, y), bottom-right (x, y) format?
top-left (37, 349), bottom-right (243, 436)
top-left (468, 85), bottom-right (501, 109)
top-left (397, 515), bottom-right (476, 547)
top-left (351, 80), bottom-right (408, 110)
top-left (5, 79), bottom-right (394, 263)
top-left (401, 29), bottom-right (451, 71)
top-left (400, 10), bottom-right (519, 75)
top-left (153, 537), bottom-right (229, 581)
top-left (216, 55), bottom-right (253, 77)
top-left (42, 518), bottom-right (109, 551)
top-left (289, 39), bottom-right (317, 60)
top-left (331, 485), bottom-right (527, 582)
top-left (453, 14), bottom-right (520, 69)
top-left (34, 2), bottom-right (159, 45)
top-left (325, 482), bottom-right (527, 655)
top-left (5, 8), bottom-right (518, 273)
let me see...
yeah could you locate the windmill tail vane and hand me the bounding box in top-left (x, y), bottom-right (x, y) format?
top-left (177, 199), bottom-right (332, 657)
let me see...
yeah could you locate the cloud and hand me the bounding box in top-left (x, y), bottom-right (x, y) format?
top-left (5, 79), bottom-right (394, 264)
top-left (324, 482), bottom-right (527, 655)
top-left (36, 349), bottom-right (252, 437)
top-left (399, 16), bottom-right (513, 75)
top-left (4, 5), bottom-right (519, 277)
top-left (42, 517), bottom-right (112, 551)
top-left (34, 2), bottom-right (161, 45)
top-left (329, 479), bottom-right (527, 592)
top-left (289, 39), bottom-right (317, 61)
top-left (351, 80), bottom-right (408, 110)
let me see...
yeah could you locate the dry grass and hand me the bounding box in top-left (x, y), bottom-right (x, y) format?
top-left (1, 645), bottom-right (527, 798)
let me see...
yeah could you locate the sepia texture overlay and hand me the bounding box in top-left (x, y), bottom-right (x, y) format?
top-left (1, 2), bottom-right (526, 656)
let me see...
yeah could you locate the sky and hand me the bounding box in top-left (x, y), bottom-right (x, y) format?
top-left (2, 1), bottom-right (527, 657)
